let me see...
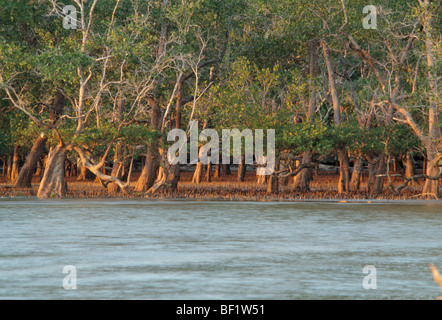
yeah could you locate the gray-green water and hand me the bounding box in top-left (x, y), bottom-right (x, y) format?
top-left (0, 199), bottom-right (441, 299)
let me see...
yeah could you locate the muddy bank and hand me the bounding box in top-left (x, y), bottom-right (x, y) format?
top-left (1, 171), bottom-right (439, 202)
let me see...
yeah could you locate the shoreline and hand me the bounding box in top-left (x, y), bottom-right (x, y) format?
top-left (1, 185), bottom-right (440, 204)
top-left (1, 196), bottom-right (441, 205)
top-left (1, 171), bottom-right (440, 203)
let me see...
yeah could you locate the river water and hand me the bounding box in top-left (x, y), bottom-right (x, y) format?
top-left (0, 199), bottom-right (441, 300)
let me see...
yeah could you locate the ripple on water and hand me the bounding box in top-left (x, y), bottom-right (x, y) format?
top-left (0, 199), bottom-right (441, 299)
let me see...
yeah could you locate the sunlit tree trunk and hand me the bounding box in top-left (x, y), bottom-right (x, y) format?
top-left (205, 163), bottom-right (212, 182)
top-left (373, 154), bottom-right (387, 195)
top-left (167, 80), bottom-right (184, 189)
top-left (136, 149), bottom-right (160, 192)
top-left (404, 151), bottom-right (415, 186)
top-left (294, 152), bottom-right (313, 191)
top-left (346, 1), bottom-right (440, 197)
top-left (421, 1), bottom-right (441, 196)
top-left (10, 145), bottom-right (20, 182)
top-left (257, 172), bottom-right (267, 185)
top-left (214, 163), bottom-right (220, 179)
top-left (13, 136), bottom-right (47, 188)
top-left (108, 144), bottom-right (124, 196)
top-left (321, 39), bottom-right (350, 194)
top-left (422, 148), bottom-right (440, 196)
top-left (349, 154), bottom-right (364, 192)
top-left (337, 149), bottom-right (350, 194)
top-left (108, 96), bottom-right (126, 195)
top-left (135, 97), bottom-right (161, 192)
top-left (294, 40), bottom-right (318, 191)
top-left (37, 144), bottom-right (71, 198)
top-left (77, 165), bottom-right (94, 181)
top-left (192, 161), bottom-right (204, 184)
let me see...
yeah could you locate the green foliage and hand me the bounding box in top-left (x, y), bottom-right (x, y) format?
top-left (280, 119), bottom-right (329, 154)
top-left (0, 129), bottom-right (9, 155)
top-left (205, 57), bottom-right (284, 130)
top-left (0, 0), bottom-right (439, 168)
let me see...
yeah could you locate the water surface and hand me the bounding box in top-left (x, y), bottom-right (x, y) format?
top-left (0, 199), bottom-right (441, 299)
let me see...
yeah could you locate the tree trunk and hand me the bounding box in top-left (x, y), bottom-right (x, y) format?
top-left (349, 155), bottom-right (364, 192)
top-left (108, 144), bottom-right (124, 196)
top-left (37, 144), bottom-right (70, 198)
top-left (77, 166), bottom-right (86, 181)
top-left (422, 150), bottom-right (440, 196)
top-left (10, 145), bottom-right (19, 182)
top-left (167, 79), bottom-right (184, 189)
top-left (403, 150), bottom-right (415, 188)
top-left (373, 153), bottom-right (387, 195)
top-left (392, 157), bottom-right (397, 174)
top-left (267, 174), bottom-right (279, 194)
top-left (367, 160), bottom-right (377, 193)
top-left (6, 151), bottom-right (12, 180)
top-left (321, 39), bottom-right (349, 195)
top-left (421, 1), bottom-right (440, 197)
top-left (279, 174), bottom-right (289, 186)
top-left (205, 163), bottom-right (212, 182)
top-left (294, 42), bottom-right (317, 191)
top-left (267, 161), bottom-right (279, 194)
top-left (222, 164), bottom-right (231, 175)
top-left (337, 148), bottom-right (350, 194)
top-left (135, 96), bottom-right (161, 192)
top-left (257, 172), bottom-right (267, 185)
top-left (107, 93), bottom-right (126, 196)
top-left (108, 88), bottom-right (125, 194)
top-left (145, 153), bottom-right (181, 196)
top-left (13, 137), bottom-right (47, 188)
top-left (214, 163), bottom-right (220, 179)
top-left (77, 165), bottom-right (94, 181)
top-left (65, 160), bottom-right (71, 178)
top-left (404, 151), bottom-right (415, 178)
top-left (2, 157), bottom-right (6, 176)
top-left (192, 161), bottom-right (204, 184)
top-left (35, 158), bottom-right (44, 180)
top-left (68, 159), bottom-right (77, 177)
top-left (278, 162), bottom-right (289, 186)
top-left (294, 151), bottom-right (313, 191)
top-left (237, 154), bottom-right (246, 182)
top-left (192, 145), bottom-right (207, 185)
top-left (135, 148), bottom-right (160, 192)
top-left (167, 163), bottom-right (181, 190)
